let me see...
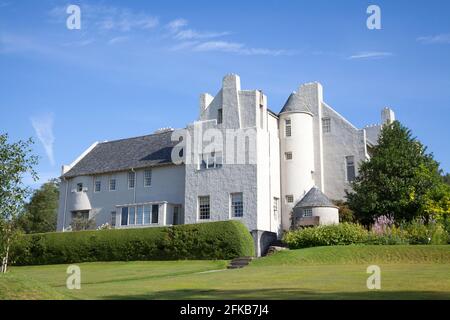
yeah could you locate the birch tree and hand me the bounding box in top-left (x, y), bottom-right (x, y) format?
top-left (0, 133), bottom-right (38, 273)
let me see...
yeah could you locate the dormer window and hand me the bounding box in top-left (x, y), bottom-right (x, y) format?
top-left (217, 109), bottom-right (223, 124)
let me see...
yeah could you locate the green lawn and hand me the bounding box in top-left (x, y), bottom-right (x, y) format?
top-left (1, 245), bottom-right (450, 300)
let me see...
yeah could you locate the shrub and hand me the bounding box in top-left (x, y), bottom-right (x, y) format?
top-left (10, 221), bottom-right (254, 266)
top-left (283, 223), bottom-right (368, 249)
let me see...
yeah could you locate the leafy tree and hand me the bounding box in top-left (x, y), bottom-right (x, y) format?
top-left (18, 179), bottom-right (59, 234)
top-left (443, 173), bottom-right (450, 187)
top-left (347, 121), bottom-right (444, 226)
top-left (0, 133), bottom-right (38, 273)
top-left (333, 200), bottom-right (356, 223)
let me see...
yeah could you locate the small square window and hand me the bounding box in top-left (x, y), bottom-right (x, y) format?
top-left (286, 195), bottom-right (294, 203)
top-left (285, 152), bottom-right (293, 160)
top-left (303, 208), bottom-right (313, 217)
top-left (77, 183), bottom-right (83, 192)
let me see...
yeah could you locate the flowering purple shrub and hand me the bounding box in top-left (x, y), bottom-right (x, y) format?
top-left (372, 215), bottom-right (395, 235)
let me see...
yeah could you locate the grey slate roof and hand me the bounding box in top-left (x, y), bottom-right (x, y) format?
top-left (63, 131), bottom-right (179, 178)
top-left (294, 187), bottom-right (338, 208)
top-left (279, 92), bottom-right (313, 114)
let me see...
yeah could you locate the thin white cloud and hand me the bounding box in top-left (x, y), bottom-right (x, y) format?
top-left (417, 33), bottom-right (450, 44)
top-left (108, 36), bottom-right (129, 45)
top-left (166, 18), bottom-right (188, 32)
top-left (174, 29), bottom-right (231, 40)
top-left (31, 113), bottom-right (55, 166)
top-left (348, 51), bottom-right (393, 60)
top-left (62, 39), bottom-right (95, 47)
top-left (191, 41), bottom-right (295, 56)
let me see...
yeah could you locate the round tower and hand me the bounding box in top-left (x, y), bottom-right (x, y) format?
top-left (279, 92), bottom-right (315, 231)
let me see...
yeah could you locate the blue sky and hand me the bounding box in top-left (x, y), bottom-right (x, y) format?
top-left (1, 0), bottom-right (449, 188)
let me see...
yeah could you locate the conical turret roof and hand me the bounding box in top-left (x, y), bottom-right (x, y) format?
top-left (294, 187), bottom-right (337, 208)
top-left (279, 92), bottom-right (313, 114)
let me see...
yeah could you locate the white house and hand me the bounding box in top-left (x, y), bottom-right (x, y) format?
top-left (56, 74), bottom-right (395, 255)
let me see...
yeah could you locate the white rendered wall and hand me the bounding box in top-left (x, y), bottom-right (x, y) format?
top-left (279, 112), bottom-right (315, 231)
top-left (312, 207), bottom-right (339, 225)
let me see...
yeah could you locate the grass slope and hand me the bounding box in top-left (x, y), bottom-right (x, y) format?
top-left (1, 245), bottom-right (450, 300)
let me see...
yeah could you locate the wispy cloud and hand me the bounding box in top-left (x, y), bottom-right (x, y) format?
top-left (166, 18), bottom-right (188, 33)
top-left (348, 51), bottom-right (393, 60)
top-left (108, 36), bottom-right (129, 45)
top-left (188, 41), bottom-right (295, 56)
top-left (49, 4), bottom-right (159, 32)
top-left (31, 113), bottom-right (55, 166)
top-left (174, 29), bottom-right (231, 40)
top-left (417, 33), bottom-right (450, 44)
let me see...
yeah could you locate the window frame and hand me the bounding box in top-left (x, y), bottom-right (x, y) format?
top-left (94, 178), bottom-right (101, 193)
top-left (303, 208), bottom-right (313, 217)
top-left (76, 183), bottom-right (83, 192)
top-left (273, 197), bottom-right (279, 221)
top-left (285, 119), bottom-right (292, 137)
top-left (128, 171), bottom-right (136, 189)
top-left (230, 193), bottom-right (244, 218)
top-left (198, 196), bottom-right (211, 220)
top-left (144, 169), bottom-right (152, 187)
top-left (322, 117), bottom-right (331, 133)
top-left (346, 155), bottom-right (356, 182)
top-left (285, 152), bottom-right (293, 160)
top-left (198, 151), bottom-right (223, 170)
top-left (286, 195), bottom-right (294, 204)
top-left (109, 177), bottom-right (117, 191)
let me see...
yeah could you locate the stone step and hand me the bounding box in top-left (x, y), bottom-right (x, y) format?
top-left (227, 257), bottom-right (254, 269)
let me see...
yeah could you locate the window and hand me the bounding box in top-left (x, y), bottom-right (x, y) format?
top-left (109, 178), bottom-right (116, 191)
top-left (286, 195), bottom-right (294, 204)
top-left (173, 206), bottom-right (180, 225)
top-left (144, 169), bottom-right (152, 187)
top-left (121, 207), bottom-right (128, 226)
top-left (303, 208), bottom-right (313, 217)
top-left (322, 117), bottom-right (331, 133)
top-left (144, 205), bottom-right (151, 224)
top-left (128, 171), bottom-right (135, 189)
top-left (231, 193), bottom-right (243, 218)
top-left (217, 109), bottom-right (223, 124)
top-left (346, 156), bottom-right (356, 182)
top-left (94, 179), bottom-right (101, 193)
top-left (273, 197), bottom-right (279, 221)
top-left (77, 183), bottom-right (83, 192)
top-left (198, 196), bottom-right (210, 220)
top-left (285, 152), bottom-right (293, 160)
top-left (199, 151), bottom-right (223, 170)
top-left (285, 119), bottom-right (292, 137)
top-left (129, 207), bottom-right (136, 225)
top-left (111, 211), bottom-right (116, 227)
top-left (136, 206), bottom-right (143, 225)
top-left (151, 204), bottom-right (159, 224)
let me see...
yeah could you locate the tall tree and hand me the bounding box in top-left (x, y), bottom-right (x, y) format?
top-left (347, 121), bottom-right (444, 225)
top-left (443, 173), bottom-right (450, 187)
top-left (0, 133), bottom-right (38, 273)
top-left (19, 179), bottom-right (59, 234)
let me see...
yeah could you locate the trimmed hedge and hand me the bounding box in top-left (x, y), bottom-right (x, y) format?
top-left (11, 221), bottom-right (255, 266)
top-left (283, 223), bottom-right (368, 249)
